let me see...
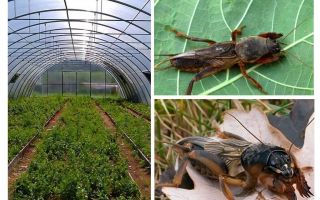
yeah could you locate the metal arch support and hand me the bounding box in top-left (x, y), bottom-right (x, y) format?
top-left (11, 54), bottom-right (150, 103)
top-left (8, 1), bottom-right (151, 18)
top-left (12, 60), bottom-right (135, 102)
top-left (8, 0), bottom-right (151, 103)
top-left (9, 48), bottom-right (145, 98)
top-left (8, 40), bottom-right (149, 95)
top-left (8, 41), bottom-right (151, 100)
top-left (9, 30), bottom-right (149, 73)
top-left (63, 0), bottom-right (77, 60)
top-left (9, 27), bottom-right (150, 74)
top-left (9, 41), bottom-right (150, 98)
top-left (10, 53), bottom-right (144, 100)
top-left (8, 20), bottom-right (150, 62)
top-left (8, 9), bottom-right (150, 45)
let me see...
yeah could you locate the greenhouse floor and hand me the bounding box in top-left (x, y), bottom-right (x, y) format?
top-left (8, 96), bottom-right (150, 199)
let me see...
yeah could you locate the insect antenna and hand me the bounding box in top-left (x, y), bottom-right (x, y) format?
top-left (225, 112), bottom-right (264, 144)
top-left (280, 17), bottom-right (310, 41)
top-left (281, 50), bottom-right (311, 68)
top-left (154, 54), bottom-right (179, 70)
top-left (154, 58), bottom-right (171, 69)
top-left (288, 143), bottom-right (294, 153)
top-left (156, 54), bottom-right (178, 56)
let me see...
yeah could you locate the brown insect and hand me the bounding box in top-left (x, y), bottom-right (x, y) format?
top-left (156, 26), bottom-right (285, 95)
top-left (157, 114), bottom-right (313, 200)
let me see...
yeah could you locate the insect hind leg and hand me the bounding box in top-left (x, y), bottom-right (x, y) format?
top-left (166, 25), bottom-right (216, 45)
top-left (154, 58), bottom-right (174, 71)
top-left (186, 65), bottom-right (226, 95)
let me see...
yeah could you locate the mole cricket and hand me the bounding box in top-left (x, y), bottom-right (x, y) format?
top-left (157, 113), bottom-right (313, 200)
top-left (156, 24), bottom-right (307, 95)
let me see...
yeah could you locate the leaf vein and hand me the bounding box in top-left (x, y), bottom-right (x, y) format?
top-left (252, 70), bottom-right (312, 91)
top-left (271, 0), bottom-right (277, 31)
top-left (235, 0), bottom-right (254, 29)
top-left (293, 0), bottom-right (305, 42)
top-left (220, 0), bottom-right (232, 32)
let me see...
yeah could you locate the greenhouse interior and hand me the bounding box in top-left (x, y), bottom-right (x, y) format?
top-left (8, 0), bottom-right (151, 199)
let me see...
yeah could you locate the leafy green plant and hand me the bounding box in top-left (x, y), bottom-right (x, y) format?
top-left (97, 99), bottom-right (151, 158)
top-left (13, 97), bottom-right (140, 199)
top-left (122, 101), bottom-right (150, 119)
top-left (8, 96), bottom-right (65, 161)
top-left (154, 0), bottom-right (313, 95)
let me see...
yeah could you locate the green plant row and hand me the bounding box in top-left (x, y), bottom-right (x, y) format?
top-left (121, 101), bottom-right (150, 119)
top-left (97, 99), bottom-right (150, 158)
top-left (13, 97), bottom-right (139, 199)
top-left (8, 96), bottom-right (65, 162)
top-left (104, 97), bottom-right (150, 119)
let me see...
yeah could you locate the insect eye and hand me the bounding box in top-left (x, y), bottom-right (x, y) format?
top-left (286, 156), bottom-right (291, 163)
top-left (282, 154), bottom-right (290, 163)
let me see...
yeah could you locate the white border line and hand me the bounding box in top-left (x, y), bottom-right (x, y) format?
top-left (0, 1), bottom-right (8, 199)
top-left (151, 0), bottom-right (155, 198)
top-left (152, 1), bottom-right (318, 200)
top-left (313, 0), bottom-right (318, 198)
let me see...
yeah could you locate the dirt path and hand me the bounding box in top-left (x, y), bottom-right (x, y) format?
top-left (8, 105), bottom-right (65, 197)
top-left (95, 104), bottom-right (151, 199)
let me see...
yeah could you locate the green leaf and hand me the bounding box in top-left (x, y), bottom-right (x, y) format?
top-left (154, 0), bottom-right (313, 95)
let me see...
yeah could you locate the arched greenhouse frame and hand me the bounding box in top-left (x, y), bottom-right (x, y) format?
top-left (8, 1), bottom-right (151, 199)
top-left (8, 0), bottom-right (150, 104)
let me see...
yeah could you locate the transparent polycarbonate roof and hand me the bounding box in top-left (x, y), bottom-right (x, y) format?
top-left (8, 0), bottom-right (150, 103)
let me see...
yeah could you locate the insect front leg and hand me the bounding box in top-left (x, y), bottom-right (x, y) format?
top-left (259, 173), bottom-right (297, 200)
top-left (232, 25), bottom-right (246, 42)
top-left (255, 54), bottom-right (282, 65)
top-left (166, 26), bottom-right (216, 45)
top-left (238, 62), bottom-right (267, 94)
top-left (290, 155), bottom-right (313, 197)
top-left (186, 65), bottom-right (227, 95)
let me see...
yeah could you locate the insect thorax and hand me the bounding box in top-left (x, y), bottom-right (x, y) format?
top-left (240, 144), bottom-right (289, 172)
top-left (235, 37), bottom-right (269, 63)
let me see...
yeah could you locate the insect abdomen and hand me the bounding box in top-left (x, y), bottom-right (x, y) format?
top-left (170, 57), bottom-right (207, 72)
